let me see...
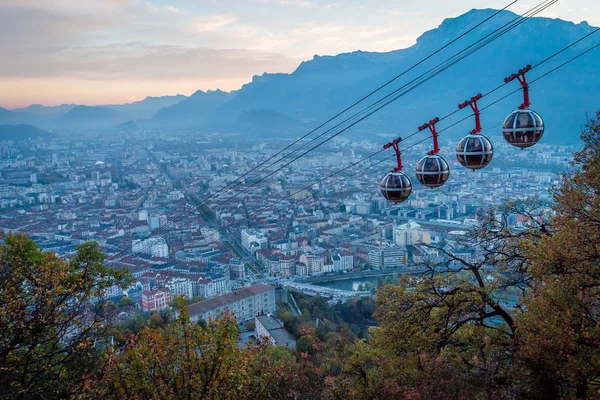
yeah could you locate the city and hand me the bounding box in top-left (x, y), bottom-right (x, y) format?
top-left (0, 125), bottom-right (572, 320)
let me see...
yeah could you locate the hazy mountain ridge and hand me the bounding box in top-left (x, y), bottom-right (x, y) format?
top-left (0, 95), bottom-right (188, 129)
top-left (2, 9), bottom-right (598, 143)
top-left (106, 94), bottom-right (187, 120)
top-left (151, 90), bottom-right (235, 128)
top-left (0, 124), bottom-right (51, 141)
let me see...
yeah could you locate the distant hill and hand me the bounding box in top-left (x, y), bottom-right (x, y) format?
top-left (62, 106), bottom-right (125, 128)
top-left (107, 94), bottom-right (187, 120)
top-left (6, 95), bottom-right (187, 129)
top-left (152, 90), bottom-right (234, 128)
top-left (0, 124), bottom-right (50, 141)
top-left (116, 120), bottom-right (139, 132)
top-left (13, 104), bottom-right (76, 117)
top-left (0, 107), bottom-right (39, 126)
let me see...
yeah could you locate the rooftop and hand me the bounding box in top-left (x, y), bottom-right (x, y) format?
top-left (188, 283), bottom-right (274, 316)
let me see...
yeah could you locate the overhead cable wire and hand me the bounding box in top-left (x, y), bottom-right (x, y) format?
top-left (293, 41), bottom-right (600, 202)
top-left (131, 37), bottom-right (599, 254)
top-left (110, 0), bottom-right (559, 259)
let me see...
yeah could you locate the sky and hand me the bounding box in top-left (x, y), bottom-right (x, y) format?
top-left (1, 0), bottom-right (598, 109)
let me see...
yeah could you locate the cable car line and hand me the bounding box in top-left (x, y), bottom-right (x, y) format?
top-left (293, 42), bottom-right (600, 204)
top-left (109, 0), bottom-right (560, 259)
top-left (138, 2), bottom-right (519, 226)
top-left (131, 41), bottom-right (599, 257)
top-left (249, 0), bottom-right (557, 180)
top-left (112, 0), bottom-right (558, 259)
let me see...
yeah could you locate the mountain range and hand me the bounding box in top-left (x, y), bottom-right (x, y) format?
top-left (1, 9), bottom-right (598, 144)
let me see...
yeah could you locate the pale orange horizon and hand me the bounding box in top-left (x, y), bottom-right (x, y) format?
top-left (0, 76), bottom-right (273, 109)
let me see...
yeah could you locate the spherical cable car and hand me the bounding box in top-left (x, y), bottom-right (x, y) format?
top-left (380, 138), bottom-right (412, 203)
top-left (416, 117), bottom-right (450, 188)
top-left (502, 65), bottom-right (544, 148)
top-left (456, 93), bottom-right (494, 170)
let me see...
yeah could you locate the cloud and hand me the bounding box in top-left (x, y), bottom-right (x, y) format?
top-left (144, 2), bottom-right (184, 15)
top-left (194, 15), bottom-right (238, 33)
top-left (165, 5), bottom-right (183, 15)
top-left (258, 0), bottom-right (318, 8)
top-left (0, 40), bottom-right (301, 81)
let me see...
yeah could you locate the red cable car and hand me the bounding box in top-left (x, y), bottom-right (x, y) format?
top-left (502, 65), bottom-right (545, 148)
top-left (416, 117), bottom-right (450, 188)
top-left (380, 138), bottom-right (412, 203)
top-left (456, 93), bottom-right (494, 170)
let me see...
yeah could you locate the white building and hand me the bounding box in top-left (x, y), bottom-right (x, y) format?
top-left (241, 229), bottom-right (268, 254)
top-left (229, 258), bottom-right (246, 279)
top-left (138, 210), bottom-right (148, 221)
top-left (279, 257), bottom-right (296, 277)
top-left (209, 274), bottom-right (230, 297)
top-left (255, 315), bottom-right (296, 349)
top-left (148, 216), bottom-right (161, 231)
top-left (368, 246), bottom-right (407, 269)
top-left (102, 283), bottom-right (124, 299)
top-left (394, 221), bottom-right (431, 246)
top-left (166, 277), bottom-right (193, 299)
top-left (332, 252), bottom-right (353, 272)
top-left (299, 253), bottom-right (324, 275)
top-left (132, 237), bottom-right (169, 258)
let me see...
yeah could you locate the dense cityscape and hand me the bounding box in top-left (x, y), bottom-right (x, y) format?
top-left (0, 125), bottom-right (573, 331)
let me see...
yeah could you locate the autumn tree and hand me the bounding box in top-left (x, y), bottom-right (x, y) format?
top-left (0, 234), bottom-right (132, 399)
top-left (327, 111), bottom-right (600, 399)
top-left (513, 111), bottom-right (600, 398)
top-left (86, 299), bottom-right (289, 399)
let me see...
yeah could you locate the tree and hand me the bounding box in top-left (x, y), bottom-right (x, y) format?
top-left (512, 111), bottom-right (600, 398)
top-left (149, 312), bottom-right (164, 328)
top-left (87, 299), bottom-right (287, 399)
top-left (118, 296), bottom-right (133, 308)
top-left (0, 234), bottom-right (132, 399)
top-left (328, 111), bottom-right (600, 398)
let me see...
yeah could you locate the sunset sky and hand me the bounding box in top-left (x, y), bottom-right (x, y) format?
top-left (1, 0), bottom-right (597, 109)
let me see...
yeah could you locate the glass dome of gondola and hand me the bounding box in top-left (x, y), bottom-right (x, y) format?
top-left (380, 172), bottom-right (412, 203)
top-left (456, 134), bottom-right (493, 170)
top-left (502, 109), bottom-right (544, 149)
top-left (416, 154), bottom-right (450, 188)
top-left (380, 137), bottom-right (412, 204)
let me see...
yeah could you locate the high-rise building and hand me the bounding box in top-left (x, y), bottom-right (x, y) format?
top-left (332, 252), bottom-right (353, 272)
top-left (368, 246), bottom-right (407, 269)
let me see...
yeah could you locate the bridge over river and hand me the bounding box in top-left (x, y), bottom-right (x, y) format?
top-left (277, 279), bottom-right (371, 299)
top-left (297, 268), bottom-right (416, 285)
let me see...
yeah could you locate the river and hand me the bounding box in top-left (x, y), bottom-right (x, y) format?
top-left (315, 274), bottom-right (398, 292)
